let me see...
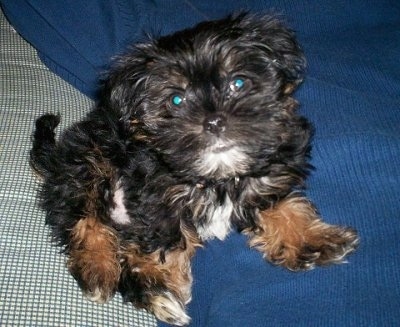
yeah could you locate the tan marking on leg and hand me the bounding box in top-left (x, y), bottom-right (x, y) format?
top-left (122, 226), bottom-right (201, 325)
top-left (68, 216), bottom-right (121, 303)
top-left (245, 196), bottom-right (359, 271)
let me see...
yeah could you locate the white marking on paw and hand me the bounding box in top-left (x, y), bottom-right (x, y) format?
top-left (332, 233), bottom-right (360, 263)
top-left (151, 291), bottom-right (190, 326)
top-left (85, 288), bottom-right (108, 304)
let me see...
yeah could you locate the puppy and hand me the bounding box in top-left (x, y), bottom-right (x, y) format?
top-left (30, 13), bottom-right (358, 326)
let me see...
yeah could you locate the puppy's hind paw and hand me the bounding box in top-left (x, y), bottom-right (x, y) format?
top-left (84, 287), bottom-right (113, 304)
top-left (150, 291), bottom-right (191, 326)
top-left (68, 217), bottom-right (121, 304)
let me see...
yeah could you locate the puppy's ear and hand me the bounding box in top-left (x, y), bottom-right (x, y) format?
top-left (238, 14), bottom-right (306, 94)
top-left (99, 44), bottom-right (154, 117)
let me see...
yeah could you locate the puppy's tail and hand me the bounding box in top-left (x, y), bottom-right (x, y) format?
top-left (30, 114), bottom-right (60, 177)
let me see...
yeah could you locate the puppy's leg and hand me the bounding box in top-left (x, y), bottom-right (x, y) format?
top-left (68, 216), bottom-right (121, 303)
top-left (246, 195), bottom-right (359, 271)
top-left (120, 228), bottom-right (200, 326)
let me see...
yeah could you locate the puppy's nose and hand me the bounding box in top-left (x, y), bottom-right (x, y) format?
top-left (203, 114), bottom-right (226, 135)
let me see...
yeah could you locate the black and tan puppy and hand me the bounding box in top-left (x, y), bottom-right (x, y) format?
top-left (30, 13), bottom-right (358, 326)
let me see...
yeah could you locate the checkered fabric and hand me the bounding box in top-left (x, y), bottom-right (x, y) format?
top-left (0, 8), bottom-right (156, 327)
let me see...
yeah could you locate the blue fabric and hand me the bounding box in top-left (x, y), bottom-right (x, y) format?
top-left (2, 0), bottom-right (399, 326)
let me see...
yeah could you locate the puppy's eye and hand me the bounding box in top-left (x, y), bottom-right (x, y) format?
top-left (229, 77), bottom-right (250, 93)
top-left (170, 94), bottom-right (184, 108)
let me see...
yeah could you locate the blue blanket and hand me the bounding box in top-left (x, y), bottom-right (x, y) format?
top-left (2, 1), bottom-right (399, 326)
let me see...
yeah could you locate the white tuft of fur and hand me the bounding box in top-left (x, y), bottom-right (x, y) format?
top-left (195, 145), bottom-right (249, 178)
top-left (197, 194), bottom-right (234, 241)
top-left (110, 181), bottom-right (131, 225)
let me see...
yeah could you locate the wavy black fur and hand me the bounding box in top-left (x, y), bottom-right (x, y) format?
top-left (30, 12), bottom-right (311, 316)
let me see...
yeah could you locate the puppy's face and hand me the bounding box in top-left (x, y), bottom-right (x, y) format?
top-left (106, 14), bottom-right (308, 180)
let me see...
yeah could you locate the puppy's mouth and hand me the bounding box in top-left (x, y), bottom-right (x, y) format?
top-left (208, 140), bottom-right (234, 153)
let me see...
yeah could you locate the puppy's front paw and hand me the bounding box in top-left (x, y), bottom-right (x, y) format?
top-left (248, 196), bottom-right (359, 271)
top-left (275, 225), bottom-right (359, 271)
top-left (298, 225), bottom-right (359, 269)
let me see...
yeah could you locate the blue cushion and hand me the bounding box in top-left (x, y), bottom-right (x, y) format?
top-left (2, 1), bottom-right (399, 326)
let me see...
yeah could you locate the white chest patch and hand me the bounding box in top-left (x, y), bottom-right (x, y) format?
top-left (110, 181), bottom-right (131, 225)
top-left (196, 194), bottom-right (234, 241)
top-left (196, 146), bottom-right (249, 178)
